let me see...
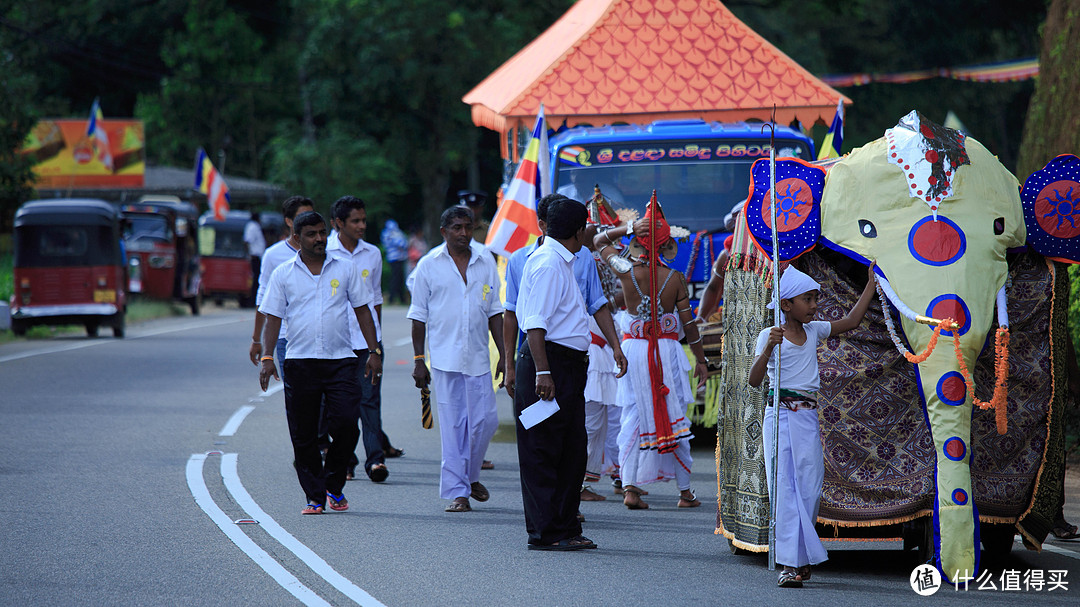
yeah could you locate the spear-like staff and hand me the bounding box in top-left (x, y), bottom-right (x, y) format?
top-left (763, 114), bottom-right (782, 573)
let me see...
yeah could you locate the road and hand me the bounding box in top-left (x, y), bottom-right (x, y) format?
top-left (2, 305), bottom-right (1078, 606)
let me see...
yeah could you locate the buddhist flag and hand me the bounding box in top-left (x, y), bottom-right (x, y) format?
top-left (194, 148), bottom-right (230, 220)
top-left (86, 98), bottom-right (114, 172)
top-left (817, 98), bottom-right (844, 160)
top-left (486, 108), bottom-right (549, 257)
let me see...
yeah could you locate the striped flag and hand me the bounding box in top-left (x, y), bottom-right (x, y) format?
top-left (86, 98), bottom-right (114, 172)
top-left (486, 108), bottom-right (550, 257)
top-left (817, 98), bottom-right (844, 160)
top-left (194, 148), bottom-right (230, 220)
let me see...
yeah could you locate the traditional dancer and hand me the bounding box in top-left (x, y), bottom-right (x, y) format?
top-left (593, 192), bottom-right (708, 510)
top-left (748, 264), bottom-right (876, 587)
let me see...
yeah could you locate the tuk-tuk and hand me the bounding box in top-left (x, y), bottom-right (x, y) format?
top-left (11, 199), bottom-right (127, 337)
top-left (198, 211), bottom-right (254, 307)
top-left (122, 196), bottom-right (203, 315)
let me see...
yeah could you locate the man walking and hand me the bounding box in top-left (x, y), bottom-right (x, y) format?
top-left (328, 195), bottom-right (397, 483)
top-left (258, 211), bottom-right (382, 514)
top-left (408, 206), bottom-right (505, 513)
top-left (243, 211), bottom-right (266, 307)
top-left (514, 195), bottom-right (626, 550)
top-left (249, 196), bottom-right (314, 369)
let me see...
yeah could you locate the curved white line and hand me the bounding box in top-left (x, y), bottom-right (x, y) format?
top-left (219, 406), bottom-right (256, 436)
top-left (185, 454), bottom-right (330, 606)
top-left (220, 454), bottom-right (386, 607)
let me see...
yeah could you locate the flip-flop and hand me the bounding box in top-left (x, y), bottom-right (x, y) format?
top-left (470, 481), bottom-right (490, 502)
top-left (481, 460), bottom-right (494, 470)
top-left (326, 491), bottom-right (349, 511)
top-left (778, 568), bottom-right (803, 588)
top-left (678, 490), bottom-right (701, 508)
top-left (301, 503), bottom-right (324, 515)
top-left (368, 463), bottom-right (389, 483)
top-left (1052, 524), bottom-right (1080, 540)
top-left (385, 446), bottom-right (404, 458)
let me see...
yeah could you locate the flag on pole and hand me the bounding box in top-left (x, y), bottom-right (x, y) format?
top-left (86, 98), bottom-right (114, 172)
top-left (194, 148), bottom-right (230, 220)
top-left (485, 107), bottom-right (549, 257)
top-left (817, 98), bottom-right (844, 160)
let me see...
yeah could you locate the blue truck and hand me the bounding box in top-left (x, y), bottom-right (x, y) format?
top-left (547, 119), bottom-right (814, 303)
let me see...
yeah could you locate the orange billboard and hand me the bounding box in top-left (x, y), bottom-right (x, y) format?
top-left (21, 119), bottom-right (145, 188)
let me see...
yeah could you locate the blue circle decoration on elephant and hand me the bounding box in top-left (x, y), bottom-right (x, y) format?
top-left (926, 294), bottom-right (971, 338)
top-left (908, 215), bottom-right (967, 266)
top-left (943, 437), bottom-right (967, 462)
top-left (936, 371), bottom-right (967, 406)
top-left (951, 488), bottom-right (968, 506)
top-left (1021, 154), bottom-right (1080, 263)
top-left (744, 157), bottom-right (825, 262)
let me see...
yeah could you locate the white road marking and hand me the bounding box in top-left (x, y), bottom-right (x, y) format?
top-left (186, 454), bottom-right (330, 606)
top-left (219, 406), bottom-right (256, 436)
top-left (0, 316), bottom-right (242, 364)
top-left (220, 454), bottom-right (386, 607)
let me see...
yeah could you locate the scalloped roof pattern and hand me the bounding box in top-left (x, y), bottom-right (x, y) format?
top-left (464, 0), bottom-right (848, 141)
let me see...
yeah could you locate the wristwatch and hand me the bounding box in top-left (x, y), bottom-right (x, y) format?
top-left (372, 346), bottom-right (383, 357)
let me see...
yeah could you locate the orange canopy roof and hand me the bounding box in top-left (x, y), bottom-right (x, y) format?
top-left (464, 0), bottom-right (849, 156)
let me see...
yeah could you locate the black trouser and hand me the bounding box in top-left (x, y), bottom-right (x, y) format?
top-left (515, 341), bottom-right (588, 545)
top-left (348, 346), bottom-right (385, 474)
top-left (248, 255), bottom-right (261, 305)
top-left (283, 358), bottom-right (361, 506)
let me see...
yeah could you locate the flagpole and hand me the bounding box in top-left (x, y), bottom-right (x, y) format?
top-left (764, 115), bottom-right (782, 573)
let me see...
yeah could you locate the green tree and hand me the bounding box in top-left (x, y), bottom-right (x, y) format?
top-left (135, 0), bottom-right (294, 179)
top-left (0, 26), bottom-right (39, 231)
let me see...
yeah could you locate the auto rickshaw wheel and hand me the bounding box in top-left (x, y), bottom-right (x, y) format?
top-left (11, 319), bottom-right (27, 336)
top-left (112, 312), bottom-right (125, 338)
top-left (85, 322), bottom-right (99, 337)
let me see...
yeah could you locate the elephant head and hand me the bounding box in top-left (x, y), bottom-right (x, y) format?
top-left (817, 111), bottom-right (1025, 581)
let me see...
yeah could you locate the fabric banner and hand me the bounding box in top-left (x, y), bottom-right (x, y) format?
top-left (194, 148), bottom-right (230, 221)
top-left (821, 57), bottom-right (1038, 88)
top-left (20, 119), bottom-right (145, 188)
top-left (486, 108), bottom-right (548, 257)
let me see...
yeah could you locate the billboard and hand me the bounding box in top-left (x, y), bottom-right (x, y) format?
top-left (20, 119), bottom-right (145, 188)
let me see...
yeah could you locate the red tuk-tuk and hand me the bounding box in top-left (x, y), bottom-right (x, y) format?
top-left (198, 211), bottom-right (254, 307)
top-left (122, 196), bottom-right (203, 314)
top-left (11, 199), bottom-right (127, 337)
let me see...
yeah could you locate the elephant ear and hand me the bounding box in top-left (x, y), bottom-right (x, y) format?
top-left (1021, 154), bottom-right (1080, 263)
top-left (744, 157), bottom-right (825, 262)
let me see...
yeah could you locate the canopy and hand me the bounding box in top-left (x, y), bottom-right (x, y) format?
top-left (463, 0), bottom-right (850, 158)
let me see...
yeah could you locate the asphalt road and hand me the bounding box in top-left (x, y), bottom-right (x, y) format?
top-left (2, 304), bottom-right (1079, 606)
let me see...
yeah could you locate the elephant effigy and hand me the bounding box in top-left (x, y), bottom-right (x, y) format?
top-left (714, 110), bottom-right (1079, 581)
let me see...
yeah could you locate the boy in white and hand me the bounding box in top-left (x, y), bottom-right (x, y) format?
top-left (749, 263), bottom-right (876, 588)
top-left (408, 207), bottom-right (505, 513)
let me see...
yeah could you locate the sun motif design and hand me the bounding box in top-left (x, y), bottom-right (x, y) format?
top-left (1040, 185), bottom-right (1080, 232)
top-left (759, 177), bottom-right (813, 232)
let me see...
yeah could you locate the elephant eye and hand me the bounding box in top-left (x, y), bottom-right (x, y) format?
top-left (859, 219), bottom-right (877, 238)
top-left (994, 217), bottom-right (1005, 235)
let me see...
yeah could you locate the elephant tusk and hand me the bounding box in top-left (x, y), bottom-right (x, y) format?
top-left (996, 284), bottom-right (1009, 329)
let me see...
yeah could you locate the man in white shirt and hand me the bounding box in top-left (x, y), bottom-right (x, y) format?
top-left (249, 196), bottom-right (314, 369)
top-left (258, 211), bottom-right (382, 515)
top-left (408, 206), bottom-right (505, 513)
top-left (243, 211), bottom-right (267, 306)
top-left (328, 195), bottom-right (397, 484)
top-left (515, 195), bottom-right (626, 550)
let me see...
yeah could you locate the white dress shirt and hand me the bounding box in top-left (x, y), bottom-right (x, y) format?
top-left (327, 232), bottom-right (384, 348)
top-left (407, 241), bottom-right (503, 376)
top-left (256, 238), bottom-right (299, 335)
top-left (517, 237), bottom-right (590, 352)
top-left (259, 252), bottom-right (372, 360)
top-left (243, 220), bottom-right (266, 257)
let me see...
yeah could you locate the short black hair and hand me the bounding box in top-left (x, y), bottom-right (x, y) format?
top-left (331, 196), bottom-right (366, 222)
top-left (545, 198), bottom-right (587, 239)
top-left (293, 211), bottom-right (326, 235)
top-left (536, 193), bottom-right (571, 224)
top-left (440, 205), bottom-right (474, 228)
top-left (250, 211), bottom-right (261, 222)
top-left (282, 196), bottom-right (315, 220)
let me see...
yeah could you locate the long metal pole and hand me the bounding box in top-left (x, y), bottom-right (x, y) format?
top-left (766, 127), bottom-right (782, 572)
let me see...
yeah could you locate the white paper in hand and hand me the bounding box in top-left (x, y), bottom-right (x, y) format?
top-left (518, 398), bottom-right (560, 430)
